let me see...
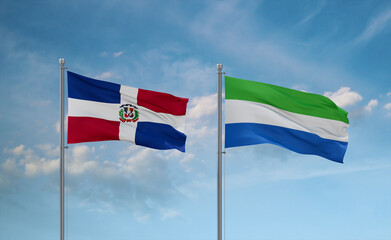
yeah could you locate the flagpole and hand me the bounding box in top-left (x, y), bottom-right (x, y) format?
top-left (217, 63), bottom-right (223, 240)
top-left (59, 58), bottom-right (65, 240)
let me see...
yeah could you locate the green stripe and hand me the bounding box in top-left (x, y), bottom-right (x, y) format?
top-left (225, 76), bottom-right (349, 124)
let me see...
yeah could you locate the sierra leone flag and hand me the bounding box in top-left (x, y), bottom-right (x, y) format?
top-left (225, 76), bottom-right (349, 163)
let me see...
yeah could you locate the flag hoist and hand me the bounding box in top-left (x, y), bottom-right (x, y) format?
top-left (216, 64), bottom-right (224, 240)
top-left (59, 58), bottom-right (65, 240)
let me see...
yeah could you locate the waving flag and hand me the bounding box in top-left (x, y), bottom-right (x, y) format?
top-left (225, 76), bottom-right (349, 163)
top-left (67, 71), bottom-right (188, 152)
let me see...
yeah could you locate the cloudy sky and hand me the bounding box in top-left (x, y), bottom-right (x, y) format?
top-left (1, 0), bottom-right (391, 239)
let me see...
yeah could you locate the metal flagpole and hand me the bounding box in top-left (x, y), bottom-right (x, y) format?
top-left (59, 58), bottom-right (65, 240)
top-left (217, 63), bottom-right (223, 240)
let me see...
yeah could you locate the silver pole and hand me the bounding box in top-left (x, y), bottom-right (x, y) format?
top-left (217, 63), bottom-right (223, 240)
top-left (59, 58), bottom-right (65, 240)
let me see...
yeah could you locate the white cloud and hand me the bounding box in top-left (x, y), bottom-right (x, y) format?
top-left (387, 92), bottom-right (391, 96)
top-left (0, 158), bottom-right (21, 188)
top-left (20, 149), bottom-right (58, 176)
top-left (95, 71), bottom-right (113, 80)
top-left (100, 51), bottom-right (124, 58)
top-left (185, 93), bottom-right (218, 142)
top-left (1, 142), bottom-right (185, 218)
top-left (87, 202), bottom-right (115, 214)
top-left (73, 146), bottom-right (186, 219)
top-left (297, 1), bottom-right (325, 25)
top-left (364, 99), bottom-right (378, 112)
top-left (187, 93), bottom-right (217, 120)
top-left (1, 159), bottom-right (19, 174)
top-left (354, 9), bottom-right (391, 44)
top-left (55, 115), bottom-right (68, 134)
top-left (68, 145), bottom-right (97, 175)
top-left (24, 158), bottom-right (59, 176)
top-left (36, 144), bottom-right (59, 157)
top-left (385, 103), bottom-right (391, 117)
top-left (160, 208), bottom-right (181, 220)
top-left (96, 146), bottom-right (178, 188)
top-left (122, 149), bottom-right (154, 174)
top-left (3, 145), bottom-right (58, 177)
top-left (36, 143), bottom-right (52, 152)
top-left (4, 145), bottom-right (185, 218)
top-left (1, 142), bottom-right (191, 219)
top-left (179, 153), bottom-right (195, 173)
top-left (8, 145), bottom-right (25, 156)
top-left (192, 125), bottom-right (215, 138)
top-left (161, 58), bottom-right (216, 95)
top-left (134, 213), bottom-right (151, 223)
top-left (324, 87), bottom-right (363, 108)
top-left (113, 51), bottom-right (124, 58)
top-left (56, 121), bottom-right (60, 133)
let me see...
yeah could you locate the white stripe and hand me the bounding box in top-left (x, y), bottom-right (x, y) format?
top-left (225, 99), bottom-right (349, 142)
top-left (138, 106), bottom-right (185, 132)
top-left (119, 122), bottom-right (137, 143)
top-left (120, 85), bottom-right (139, 105)
top-left (68, 98), bottom-right (120, 121)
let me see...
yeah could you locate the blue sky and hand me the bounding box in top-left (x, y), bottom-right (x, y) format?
top-left (1, 0), bottom-right (391, 239)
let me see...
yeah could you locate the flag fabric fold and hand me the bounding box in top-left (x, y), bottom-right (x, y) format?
top-left (67, 71), bottom-right (189, 152)
top-left (225, 76), bottom-right (349, 163)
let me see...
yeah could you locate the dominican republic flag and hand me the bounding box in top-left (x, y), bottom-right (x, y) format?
top-left (225, 76), bottom-right (349, 163)
top-left (67, 71), bottom-right (189, 152)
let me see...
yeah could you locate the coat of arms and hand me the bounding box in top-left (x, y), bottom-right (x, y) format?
top-left (119, 104), bottom-right (139, 122)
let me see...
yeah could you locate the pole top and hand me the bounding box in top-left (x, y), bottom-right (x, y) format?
top-left (59, 58), bottom-right (65, 66)
top-left (217, 63), bottom-right (223, 71)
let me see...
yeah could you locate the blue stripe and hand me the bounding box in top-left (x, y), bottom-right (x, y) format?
top-left (135, 122), bottom-right (186, 152)
top-left (225, 123), bottom-right (347, 163)
top-left (67, 71), bottom-right (121, 103)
